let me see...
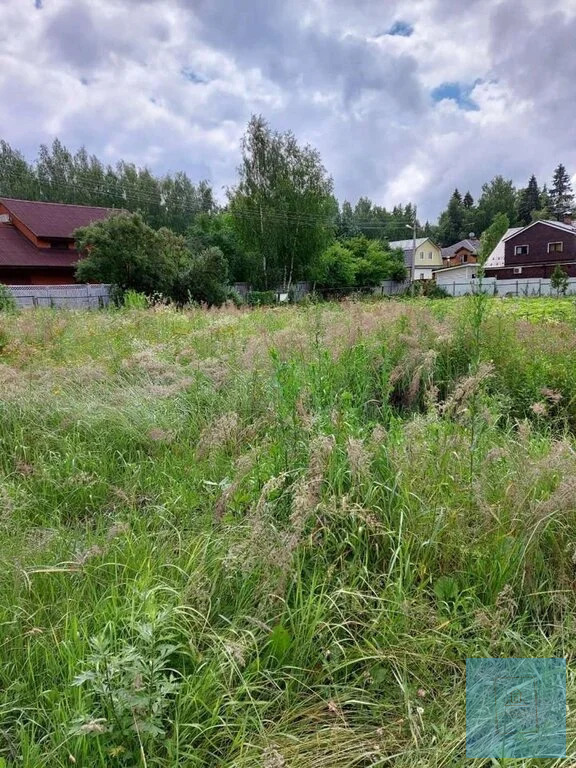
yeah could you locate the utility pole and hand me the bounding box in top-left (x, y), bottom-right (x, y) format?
top-left (411, 205), bottom-right (417, 284)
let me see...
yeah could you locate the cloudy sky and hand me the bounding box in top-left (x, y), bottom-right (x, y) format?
top-left (1, 0), bottom-right (576, 220)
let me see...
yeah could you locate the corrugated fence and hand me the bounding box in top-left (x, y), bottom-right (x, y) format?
top-left (434, 277), bottom-right (576, 297)
top-left (6, 284), bottom-right (112, 309)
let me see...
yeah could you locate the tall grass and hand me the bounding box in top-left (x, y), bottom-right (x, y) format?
top-left (0, 298), bottom-right (575, 766)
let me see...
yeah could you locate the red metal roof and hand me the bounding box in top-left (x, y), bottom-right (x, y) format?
top-left (0, 223), bottom-right (79, 267)
top-left (0, 197), bottom-right (115, 239)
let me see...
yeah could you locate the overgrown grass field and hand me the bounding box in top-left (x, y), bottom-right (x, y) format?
top-left (1, 297), bottom-right (576, 767)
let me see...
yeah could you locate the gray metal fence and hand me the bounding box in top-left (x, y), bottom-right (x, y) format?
top-left (6, 284), bottom-right (112, 309)
top-left (435, 277), bottom-right (576, 297)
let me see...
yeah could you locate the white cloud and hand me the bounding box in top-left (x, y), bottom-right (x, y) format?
top-left (1, 0), bottom-right (576, 219)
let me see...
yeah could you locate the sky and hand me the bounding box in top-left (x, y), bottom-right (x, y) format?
top-left (1, 0), bottom-right (576, 221)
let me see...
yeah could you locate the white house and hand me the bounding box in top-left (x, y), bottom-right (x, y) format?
top-left (433, 263), bottom-right (479, 286)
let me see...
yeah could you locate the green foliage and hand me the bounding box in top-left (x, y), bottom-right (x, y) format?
top-left (0, 137), bottom-right (213, 232)
top-left (229, 115), bottom-right (336, 289)
top-left (550, 163), bottom-right (575, 220)
top-left (1, 301), bottom-right (576, 765)
top-left (75, 213), bottom-right (230, 305)
top-left (174, 246), bottom-right (229, 307)
top-left (122, 290), bottom-right (149, 309)
top-left (314, 236), bottom-right (406, 290)
top-left (479, 212), bottom-right (509, 263)
top-left (0, 284), bottom-right (16, 312)
top-left (517, 174), bottom-right (541, 226)
top-left (246, 290), bottom-right (277, 305)
top-left (550, 265), bottom-right (569, 296)
top-left (312, 242), bottom-right (357, 288)
top-left (475, 175), bottom-right (517, 233)
top-left (336, 198), bottom-right (419, 242)
top-left (437, 188), bottom-right (465, 245)
top-left (71, 611), bottom-right (181, 759)
top-left (188, 212), bottom-right (251, 283)
top-left (75, 212), bottom-right (186, 295)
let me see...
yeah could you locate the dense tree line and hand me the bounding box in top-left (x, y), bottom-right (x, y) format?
top-left (0, 139), bottom-right (213, 232)
top-left (0, 124), bottom-right (573, 299)
top-left (435, 165), bottom-right (574, 246)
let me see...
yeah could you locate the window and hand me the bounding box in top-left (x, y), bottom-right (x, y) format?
top-left (513, 266), bottom-right (523, 275)
top-left (428, 251), bottom-right (433, 259)
top-left (548, 241), bottom-right (564, 253)
top-left (419, 272), bottom-right (425, 280)
top-left (514, 245), bottom-right (529, 256)
top-left (50, 239), bottom-right (70, 250)
top-left (462, 254), bottom-right (468, 263)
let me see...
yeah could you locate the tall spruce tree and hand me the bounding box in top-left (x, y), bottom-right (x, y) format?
top-left (550, 164), bottom-right (574, 220)
top-left (517, 175), bottom-right (541, 226)
top-left (437, 189), bottom-right (465, 245)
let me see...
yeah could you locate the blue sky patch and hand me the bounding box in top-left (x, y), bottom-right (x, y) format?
top-left (34, 0), bottom-right (43, 8)
top-left (431, 80), bottom-right (481, 111)
top-left (181, 67), bottom-right (207, 84)
top-left (386, 20), bottom-right (414, 37)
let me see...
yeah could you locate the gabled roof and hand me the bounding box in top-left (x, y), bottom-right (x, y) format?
top-left (483, 227), bottom-right (523, 269)
top-left (0, 198), bottom-right (116, 239)
top-left (0, 223), bottom-right (78, 267)
top-left (388, 237), bottom-right (436, 269)
top-left (388, 237), bottom-right (429, 251)
top-left (441, 238), bottom-right (481, 258)
top-left (503, 219), bottom-right (576, 240)
top-left (433, 263), bottom-right (478, 274)
top-left (484, 220), bottom-right (576, 270)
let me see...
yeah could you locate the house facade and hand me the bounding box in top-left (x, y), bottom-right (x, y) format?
top-left (434, 263), bottom-right (479, 286)
top-left (388, 236), bottom-right (442, 280)
top-left (484, 220), bottom-right (576, 279)
top-left (0, 198), bottom-right (116, 284)
top-left (441, 238), bottom-right (480, 268)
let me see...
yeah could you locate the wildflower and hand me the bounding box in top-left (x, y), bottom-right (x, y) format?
top-left (541, 387), bottom-right (562, 403)
top-left (224, 641), bottom-right (247, 668)
top-left (262, 746), bottom-right (286, 768)
top-left (15, 460), bottom-right (35, 476)
top-left (24, 627), bottom-right (43, 636)
top-left (147, 428), bottom-right (173, 442)
top-left (75, 545), bottom-right (104, 565)
top-left (417, 688), bottom-right (427, 698)
top-left (346, 437), bottom-right (370, 479)
top-left (77, 718), bottom-right (108, 734)
top-left (195, 411), bottom-right (239, 459)
top-left (106, 522), bottom-right (130, 540)
top-left (530, 401), bottom-right (547, 417)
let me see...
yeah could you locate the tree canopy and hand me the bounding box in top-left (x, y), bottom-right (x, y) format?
top-left (228, 115), bottom-right (336, 289)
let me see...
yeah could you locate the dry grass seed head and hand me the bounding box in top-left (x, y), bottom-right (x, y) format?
top-left (195, 411), bottom-right (240, 459)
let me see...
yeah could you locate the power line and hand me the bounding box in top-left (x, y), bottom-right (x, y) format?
top-left (0, 168), bottom-right (420, 230)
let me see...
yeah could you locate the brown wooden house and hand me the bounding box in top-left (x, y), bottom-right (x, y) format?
top-left (0, 198), bottom-right (116, 284)
top-left (484, 219), bottom-right (576, 279)
top-left (441, 238), bottom-right (480, 268)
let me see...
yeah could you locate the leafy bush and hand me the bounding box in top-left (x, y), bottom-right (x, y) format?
top-left (246, 290), bottom-right (277, 306)
top-left (313, 236), bottom-right (407, 291)
top-left (122, 290), bottom-right (149, 309)
top-left (0, 284), bottom-right (17, 312)
top-left (173, 246), bottom-right (229, 307)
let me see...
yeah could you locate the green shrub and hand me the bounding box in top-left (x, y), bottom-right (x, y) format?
top-left (122, 290), bottom-right (149, 309)
top-left (246, 290), bottom-right (277, 306)
top-left (0, 284), bottom-right (17, 312)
